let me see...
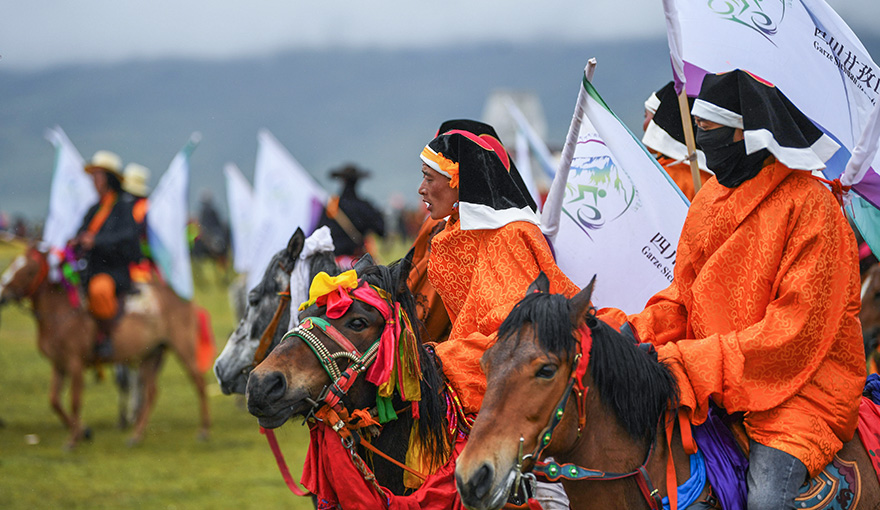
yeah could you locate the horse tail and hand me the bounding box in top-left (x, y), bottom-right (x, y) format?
top-left (195, 306), bottom-right (215, 374)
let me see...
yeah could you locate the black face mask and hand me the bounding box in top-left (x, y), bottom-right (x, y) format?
top-left (696, 126), bottom-right (768, 188)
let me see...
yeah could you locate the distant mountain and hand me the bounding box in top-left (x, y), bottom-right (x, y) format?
top-left (1, 36), bottom-right (878, 222)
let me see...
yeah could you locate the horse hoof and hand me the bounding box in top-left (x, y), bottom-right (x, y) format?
top-left (127, 435), bottom-right (143, 448)
top-left (83, 427), bottom-right (93, 441)
top-left (196, 430), bottom-right (210, 442)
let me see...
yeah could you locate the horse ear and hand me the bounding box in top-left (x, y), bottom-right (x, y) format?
top-left (569, 275), bottom-right (596, 326)
top-left (285, 228), bottom-right (306, 263)
top-left (353, 253), bottom-right (375, 275)
top-left (526, 272), bottom-right (550, 296)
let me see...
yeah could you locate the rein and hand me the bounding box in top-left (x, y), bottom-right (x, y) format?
top-left (520, 322), bottom-right (682, 510)
top-left (21, 250), bottom-right (50, 300)
top-left (252, 286), bottom-right (291, 366)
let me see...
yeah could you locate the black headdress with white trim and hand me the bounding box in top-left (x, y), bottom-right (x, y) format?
top-left (642, 81), bottom-right (709, 172)
top-left (691, 70), bottom-right (840, 171)
top-left (420, 119), bottom-right (539, 231)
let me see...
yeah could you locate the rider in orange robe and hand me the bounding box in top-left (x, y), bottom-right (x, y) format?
top-left (419, 120), bottom-right (579, 417)
top-left (643, 81), bottom-right (713, 202)
top-left (601, 71), bottom-right (863, 508)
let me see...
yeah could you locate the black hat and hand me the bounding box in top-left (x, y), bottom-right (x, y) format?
top-left (330, 164), bottom-right (370, 181)
top-left (691, 70), bottom-right (839, 171)
top-left (642, 82), bottom-right (709, 172)
top-left (420, 119), bottom-right (538, 231)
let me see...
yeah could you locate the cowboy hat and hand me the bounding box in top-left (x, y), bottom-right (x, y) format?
top-left (329, 164), bottom-right (370, 181)
top-left (122, 163), bottom-right (150, 197)
top-left (84, 150), bottom-right (123, 180)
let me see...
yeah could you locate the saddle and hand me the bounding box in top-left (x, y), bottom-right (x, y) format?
top-left (698, 396), bottom-right (878, 510)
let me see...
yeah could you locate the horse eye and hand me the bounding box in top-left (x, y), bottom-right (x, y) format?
top-left (347, 318), bottom-right (368, 331)
top-left (536, 364), bottom-right (557, 379)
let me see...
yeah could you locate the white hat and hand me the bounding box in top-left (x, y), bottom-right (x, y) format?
top-left (84, 150), bottom-right (123, 179)
top-left (122, 163), bottom-right (151, 197)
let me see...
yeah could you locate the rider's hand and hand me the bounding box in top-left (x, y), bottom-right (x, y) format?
top-left (78, 232), bottom-right (96, 250)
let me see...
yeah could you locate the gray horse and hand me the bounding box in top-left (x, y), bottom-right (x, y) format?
top-left (213, 228), bottom-right (339, 395)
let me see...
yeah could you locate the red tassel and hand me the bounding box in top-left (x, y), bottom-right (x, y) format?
top-left (196, 307), bottom-right (216, 373)
top-left (527, 498), bottom-right (544, 510)
top-left (412, 401), bottom-right (420, 420)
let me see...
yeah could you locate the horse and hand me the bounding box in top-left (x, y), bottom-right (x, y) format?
top-left (0, 247), bottom-right (211, 449)
top-left (245, 256), bottom-right (455, 499)
top-left (861, 263), bottom-right (880, 374)
top-left (455, 273), bottom-right (880, 510)
top-left (213, 228), bottom-right (339, 395)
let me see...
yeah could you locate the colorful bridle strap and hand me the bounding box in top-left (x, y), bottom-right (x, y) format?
top-left (525, 322), bottom-right (668, 510)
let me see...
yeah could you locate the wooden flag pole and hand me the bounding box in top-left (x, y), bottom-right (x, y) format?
top-left (677, 89), bottom-right (702, 193)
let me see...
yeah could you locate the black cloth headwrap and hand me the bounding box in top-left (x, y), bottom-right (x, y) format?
top-left (424, 121), bottom-right (540, 231)
top-left (435, 119), bottom-right (538, 213)
top-left (696, 126), bottom-right (771, 188)
top-left (692, 70), bottom-right (839, 173)
top-left (642, 82), bottom-right (709, 172)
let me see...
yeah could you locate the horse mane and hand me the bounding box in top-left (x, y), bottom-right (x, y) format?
top-left (357, 260), bottom-right (451, 470)
top-left (499, 292), bottom-right (679, 445)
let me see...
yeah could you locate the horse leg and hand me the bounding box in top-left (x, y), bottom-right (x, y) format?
top-left (48, 368), bottom-right (72, 430)
top-left (65, 364), bottom-right (87, 450)
top-left (182, 348), bottom-right (211, 441)
top-left (128, 347), bottom-right (164, 446)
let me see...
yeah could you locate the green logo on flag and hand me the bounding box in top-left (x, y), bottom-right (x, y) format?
top-left (707, 0), bottom-right (788, 43)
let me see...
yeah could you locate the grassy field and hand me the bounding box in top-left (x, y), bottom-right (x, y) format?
top-left (0, 239), bottom-right (339, 510)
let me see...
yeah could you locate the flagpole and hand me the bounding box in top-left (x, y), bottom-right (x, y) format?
top-left (677, 91), bottom-right (702, 193)
top-left (541, 59), bottom-right (597, 241)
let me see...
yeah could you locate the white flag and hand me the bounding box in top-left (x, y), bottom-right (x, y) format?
top-left (42, 126), bottom-right (97, 251)
top-left (223, 163), bottom-right (254, 274)
top-left (246, 129), bottom-right (327, 293)
top-left (544, 74), bottom-right (689, 313)
top-left (147, 134), bottom-right (199, 300)
top-left (664, 0), bottom-right (880, 202)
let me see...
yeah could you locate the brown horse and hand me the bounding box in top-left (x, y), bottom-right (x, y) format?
top-left (861, 263), bottom-right (880, 374)
top-left (456, 274), bottom-right (880, 510)
top-left (246, 257), bottom-right (454, 499)
top-left (0, 247), bottom-right (211, 448)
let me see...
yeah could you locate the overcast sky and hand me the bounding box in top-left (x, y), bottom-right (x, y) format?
top-left (2, 0), bottom-right (878, 70)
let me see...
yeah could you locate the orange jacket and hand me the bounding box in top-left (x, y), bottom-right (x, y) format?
top-left (429, 218), bottom-right (579, 414)
top-left (601, 162), bottom-right (863, 476)
top-left (657, 156), bottom-right (713, 202)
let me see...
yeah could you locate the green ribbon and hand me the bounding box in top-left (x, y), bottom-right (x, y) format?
top-left (376, 395), bottom-right (397, 423)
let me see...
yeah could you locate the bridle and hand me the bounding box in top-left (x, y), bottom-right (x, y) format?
top-left (511, 319), bottom-right (676, 510)
top-left (276, 277), bottom-right (430, 488)
top-left (284, 315), bottom-right (381, 413)
top-left (5, 249), bottom-right (50, 302)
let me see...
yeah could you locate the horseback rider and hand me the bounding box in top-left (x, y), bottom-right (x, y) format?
top-left (121, 162), bottom-right (153, 283)
top-left (419, 119), bottom-right (580, 507)
top-left (314, 164), bottom-right (386, 269)
top-left (69, 150), bottom-right (142, 360)
top-left (602, 70), bottom-right (864, 510)
top-left (642, 81), bottom-right (713, 201)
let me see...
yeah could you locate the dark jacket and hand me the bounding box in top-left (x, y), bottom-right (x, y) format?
top-left (77, 194), bottom-right (141, 293)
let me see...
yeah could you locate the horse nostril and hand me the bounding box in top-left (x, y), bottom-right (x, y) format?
top-left (471, 462), bottom-right (494, 501)
top-left (261, 371), bottom-right (287, 403)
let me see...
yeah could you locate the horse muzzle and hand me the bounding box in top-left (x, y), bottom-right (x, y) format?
top-left (456, 461), bottom-right (517, 510)
top-left (245, 370), bottom-right (313, 428)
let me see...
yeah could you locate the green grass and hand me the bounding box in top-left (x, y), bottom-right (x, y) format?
top-left (0, 241), bottom-right (317, 510)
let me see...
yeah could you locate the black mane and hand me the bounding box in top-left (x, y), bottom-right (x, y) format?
top-left (357, 260), bottom-right (451, 470)
top-left (499, 292), bottom-right (679, 444)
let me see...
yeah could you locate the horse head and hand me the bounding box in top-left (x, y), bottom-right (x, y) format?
top-left (0, 247), bottom-right (49, 307)
top-left (246, 252), bottom-right (451, 487)
top-left (245, 253), bottom-right (410, 426)
top-left (214, 228), bottom-right (338, 395)
top-left (455, 274), bottom-right (677, 510)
